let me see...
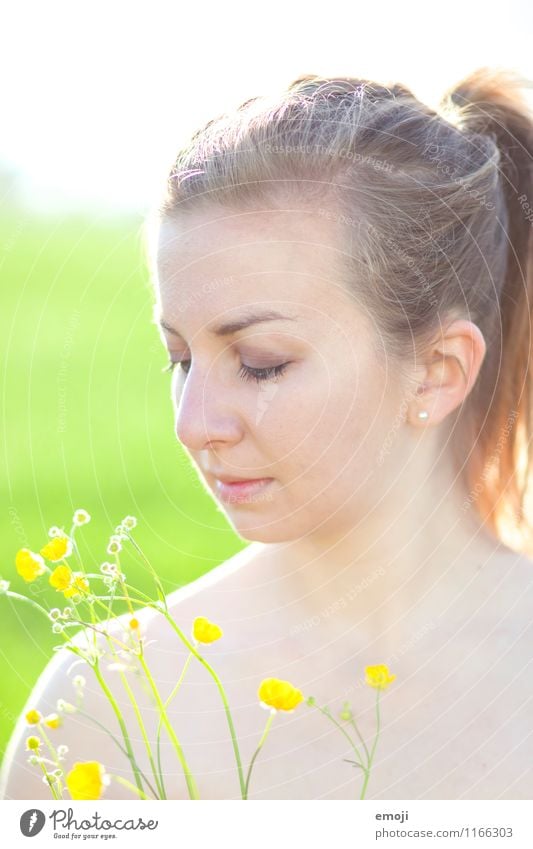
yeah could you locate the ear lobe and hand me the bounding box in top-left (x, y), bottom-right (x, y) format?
top-left (411, 320), bottom-right (487, 426)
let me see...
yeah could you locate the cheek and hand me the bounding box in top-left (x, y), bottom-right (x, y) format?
top-left (281, 362), bottom-right (390, 478)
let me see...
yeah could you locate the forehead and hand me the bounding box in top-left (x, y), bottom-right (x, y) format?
top-left (155, 208), bottom-right (354, 328)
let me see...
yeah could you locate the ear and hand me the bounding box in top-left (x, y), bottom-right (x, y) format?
top-left (409, 319), bottom-right (487, 427)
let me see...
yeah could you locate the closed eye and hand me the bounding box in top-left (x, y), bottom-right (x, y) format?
top-left (162, 359), bottom-right (290, 384)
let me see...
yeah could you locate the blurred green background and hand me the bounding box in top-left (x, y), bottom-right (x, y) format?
top-left (0, 206), bottom-right (246, 762)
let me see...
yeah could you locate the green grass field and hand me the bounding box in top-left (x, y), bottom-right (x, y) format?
top-left (0, 207), bottom-right (246, 764)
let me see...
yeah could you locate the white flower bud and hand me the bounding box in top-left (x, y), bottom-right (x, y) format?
top-left (122, 516), bottom-right (137, 530)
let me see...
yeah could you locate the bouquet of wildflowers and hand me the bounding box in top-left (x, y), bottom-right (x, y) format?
top-left (1, 510), bottom-right (396, 800)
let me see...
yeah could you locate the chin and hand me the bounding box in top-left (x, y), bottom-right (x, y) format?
top-left (226, 517), bottom-right (308, 545)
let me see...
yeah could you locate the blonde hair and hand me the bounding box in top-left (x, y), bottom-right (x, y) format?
top-left (151, 67), bottom-right (533, 554)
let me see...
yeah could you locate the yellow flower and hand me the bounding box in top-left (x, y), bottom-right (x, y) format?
top-left (66, 761), bottom-right (105, 800)
top-left (26, 736), bottom-right (41, 751)
top-left (365, 664), bottom-right (397, 690)
top-left (40, 536), bottom-right (72, 562)
top-left (49, 564), bottom-right (73, 591)
top-left (192, 616), bottom-right (223, 644)
top-left (25, 709), bottom-right (42, 725)
top-left (258, 678), bottom-right (304, 712)
top-left (43, 713), bottom-right (62, 729)
top-left (129, 618), bottom-right (140, 630)
top-left (63, 574), bottom-right (90, 599)
top-left (15, 549), bottom-right (46, 583)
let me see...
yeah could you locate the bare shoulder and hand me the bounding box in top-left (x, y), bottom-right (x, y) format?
top-left (0, 608), bottom-right (174, 801)
top-left (0, 544), bottom-right (269, 802)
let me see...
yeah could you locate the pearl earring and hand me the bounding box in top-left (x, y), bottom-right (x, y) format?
top-left (418, 410), bottom-right (429, 420)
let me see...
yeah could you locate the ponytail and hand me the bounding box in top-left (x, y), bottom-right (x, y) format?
top-left (442, 68), bottom-right (533, 552)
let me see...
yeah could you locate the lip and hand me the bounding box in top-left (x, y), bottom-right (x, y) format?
top-left (214, 477), bottom-right (274, 504)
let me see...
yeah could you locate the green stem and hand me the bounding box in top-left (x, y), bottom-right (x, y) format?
top-left (37, 758), bottom-right (60, 801)
top-left (76, 708), bottom-right (159, 799)
top-left (311, 703), bottom-right (365, 769)
top-left (84, 592), bottom-right (166, 799)
top-left (359, 689), bottom-right (381, 800)
top-left (244, 711), bottom-right (275, 799)
top-left (118, 667), bottom-right (166, 799)
top-left (161, 614), bottom-right (246, 798)
top-left (68, 523), bottom-right (85, 573)
top-left (137, 654), bottom-right (199, 800)
top-left (349, 716), bottom-right (370, 765)
top-left (4, 591), bottom-right (51, 621)
top-left (91, 662), bottom-right (146, 797)
top-left (156, 651), bottom-right (194, 799)
top-left (37, 723), bottom-right (60, 767)
top-left (123, 534), bottom-right (168, 610)
top-left (108, 774), bottom-right (150, 800)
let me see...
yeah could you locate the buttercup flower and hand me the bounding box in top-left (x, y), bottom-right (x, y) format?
top-left (129, 618), bottom-right (140, 630)
top-left (43, 713), bottom-right (62, 729)
top-left (73, 509), bottom-right (91, 526)
top-left (15, 549), bottom-right (46, 583)
top-left (49, 565), bottom-right (73, 591)
top-left (63, 574), bottom-right (90, 599)
top-left (365, 664), bottom-right (397, 690)
top-left (258, 678), bottom-right (304, 712)
top-left (192, 616), bottom-right (223, 644)
top-left (26, 736), bottom-right (41, 751)
top-left (66, 761), bottom-right (106, 800)
top-left (40, 536), bottom-right (73, 562)
top-left (25, 709), bottom-right (42, 725)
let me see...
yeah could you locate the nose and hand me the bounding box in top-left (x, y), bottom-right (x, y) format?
top-left (173, 364), bottom-right (242, 450)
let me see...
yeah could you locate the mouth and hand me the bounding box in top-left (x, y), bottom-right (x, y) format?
top-left (214, 477), bottom-right (274, 504)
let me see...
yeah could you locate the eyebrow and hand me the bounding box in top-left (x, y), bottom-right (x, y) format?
top-left (158, 310), bottom-right (298, 339)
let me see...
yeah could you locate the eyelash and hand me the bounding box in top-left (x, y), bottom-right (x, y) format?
top-left (162, 359), bottom-right (290, 384)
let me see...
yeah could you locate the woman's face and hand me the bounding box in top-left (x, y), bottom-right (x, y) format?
top-left (155, 207), bottom-right (408, 543)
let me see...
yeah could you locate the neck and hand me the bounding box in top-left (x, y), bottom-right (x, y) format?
top-left (257, 444), bottom-right (504, 641)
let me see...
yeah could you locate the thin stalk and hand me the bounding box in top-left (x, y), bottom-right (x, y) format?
top-left (137, 653), bottom-right (199, 800)
top-left (310, 704), bottom-right (365, 769)
top-left (155, 651), bottom-right (194, 798)
top-left (80, 593), bottom-right (166, 799)
top-left (37, 723), bottom-right (60, 767)
top-left (76, 708), bottom-right (159, 799)
top-left (359, 689), bottom-right (381, 800)
top-left (4, 592), bottom-right (51, 622)
top-left (162, 614), bottom-right (246, 799)
top-left (122, 534), bottom-right (168, 610)
top-left (349, 716), bottom-right (370, 765)
top-left (91, 661), bottom-right (145, 797)
top-left (108, 774), bottom-right (150, 800)
top-left (37, 758), bottom-right (60, 801)
top-left (244, 711), bottom-right (275, 799)
top-left (117, 667), bottom-right (166, 799)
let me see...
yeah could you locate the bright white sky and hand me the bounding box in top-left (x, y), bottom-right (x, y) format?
top-left (1, 0), bottom-right (532, 216)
